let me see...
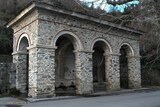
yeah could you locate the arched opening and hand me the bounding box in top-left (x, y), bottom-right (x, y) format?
top-left (92, 41), bottom-right (107, 92)
top-left (119, 44), bottom-right (133, 89)
top-left (55, 35), bottom-right (76, 95)
top-left (17, 36), bottom-right (29, 95)
top-left (18, 37), bottom-right (29, 52)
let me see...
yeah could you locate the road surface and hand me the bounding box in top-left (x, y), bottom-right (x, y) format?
top-left (22, 90), bottom-right (160, 107)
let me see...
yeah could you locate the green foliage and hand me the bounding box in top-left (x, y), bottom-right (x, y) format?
top-left (0, 9), bottom-right (14, 22)
top-left (0, 27), bottom-right (13, 55)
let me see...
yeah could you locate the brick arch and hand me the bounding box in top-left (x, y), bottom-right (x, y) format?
top-left (52, 30), bottom-right (83, 51)
top-left (17, 33), bottom-right (31, 51)
top-left (90, 38), bottom-right (113, 53)
top-left (119, 42), bottom-right (135, 56)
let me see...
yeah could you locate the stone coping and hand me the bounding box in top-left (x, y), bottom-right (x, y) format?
top-left (27, 45), bottom-right (57, 50)
top-left (12, 51), bottom-right (28, 55)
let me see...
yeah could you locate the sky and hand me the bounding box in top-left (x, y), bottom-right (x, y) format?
top-left (79, 0), bottom-right (140, 13)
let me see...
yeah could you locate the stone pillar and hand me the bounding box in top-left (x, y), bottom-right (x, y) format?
top-left (128, 56), bottom-right (141, 88)
top-left (74, 50), bottom-right (93, 95)
top-left (12, 51), bottom-right (28, 93)
top-left (28, 45), bottom-right (56, 98)
top-left (105, 53), bottom-right (121, 91)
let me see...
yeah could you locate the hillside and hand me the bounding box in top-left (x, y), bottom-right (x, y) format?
top-left (0, 0), bottom-right (32, 56)
top-left (0, 0), bottom-right (32, 25)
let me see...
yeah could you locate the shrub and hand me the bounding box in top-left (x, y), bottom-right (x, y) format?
top-left (9, 87), bottom-right (20, 96)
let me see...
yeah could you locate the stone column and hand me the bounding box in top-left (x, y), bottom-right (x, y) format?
top-left (104, 53), bottom-right (121, 91)
top-left (12, 51), bottom-right (28, 93)
top-left (74, 50), bottom-right (93, 95)
top-left (28, 45), bottom-right (56, 98)
top-left (128, 56), bottom-right (141, 88)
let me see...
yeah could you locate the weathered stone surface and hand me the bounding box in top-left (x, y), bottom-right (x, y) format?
top-left (28, 46), bottom-right (56, 98)
top-left (105, 53), bottom-right (121, 90)
top-left (12, 52), bottom-right (28, 93)
top-left (128, 56), bottom-right (141, 88)
top-left (36, 47), bottom-right (55, 97)
top-left (7, 1), bottom-right (142, 98)
top-left (12, 10), bottom-right (39, 52)
top-left (0, 55), bottom-right (12, 63)
top-left (0, 63), bottom-right (16, 93)
top-left (75, 51), bottom-right (93, 94)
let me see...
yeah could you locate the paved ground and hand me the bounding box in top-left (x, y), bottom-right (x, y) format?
top-left (0, 89), bottom-right (160, 107)
top-left (23, 90), bottom-right (160, 107)
top-left (0, 97), bottom-right (26, 107)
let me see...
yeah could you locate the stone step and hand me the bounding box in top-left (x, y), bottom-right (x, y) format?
top-left (93, 83), bottom-right (106, 92)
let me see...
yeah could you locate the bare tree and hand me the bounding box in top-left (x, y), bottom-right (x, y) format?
top-left (73, 0), bottom-right (160, 86)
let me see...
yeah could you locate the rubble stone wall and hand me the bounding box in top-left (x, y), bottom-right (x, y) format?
top-left (10, 3), bottom-right (142, 98)
top-left (0, 63), bottom-right (16, 93)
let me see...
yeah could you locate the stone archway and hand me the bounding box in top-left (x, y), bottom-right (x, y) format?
top-left (53, 31), bottom-right (85, 95)
top-left (119, 43), bottom-right (134, 89)
top-left (53, 31), bottom-right (83, 50)
top-left (15, 34), bottom-right (30, 95)
top-left (55, 35), bottom-right (76, 94)
top-left (17, 33), bottom-right (30, 52)
top-left (92, 42), bottom-right (105, 92)
top-left (91, 38), bottom-right (112, 92)
top-left (53, 31), bottom-right (94, 95)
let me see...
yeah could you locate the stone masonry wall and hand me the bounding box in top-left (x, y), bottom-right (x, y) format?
top-left (12, 10), bottom-right (39, 52)
top-left (10, 3), bottom-right (142, 97)
top-left (37, 9), bottom-right (140, 56)
top-left (36, 9), bottom-right (141, 92)
top-left (28, 46), bottom-right (55, 98)
top-left (128, 56), bottom-right (141, 88)
top-left (0, 55), bottom-right (12, 63)
top-left (0, 63), bottom-right (16, 93)
top-left (12, 52), bottom-right (28, 93)
top-left (105, 54), bottom-right (121, 90)
top-left (75, 51), bottom-right (93, 94)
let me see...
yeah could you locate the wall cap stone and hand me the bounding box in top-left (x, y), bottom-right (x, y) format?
top-left (104, 53), bottom-right (121, 56)
top-left (27, 45), bottom-right (57, 50)
top-left (12, 51), bottom-right (28, 55)
top-left (73, 50), bottom-right (94, 53)
top-left (127, 55), bottom-right (141, 58)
